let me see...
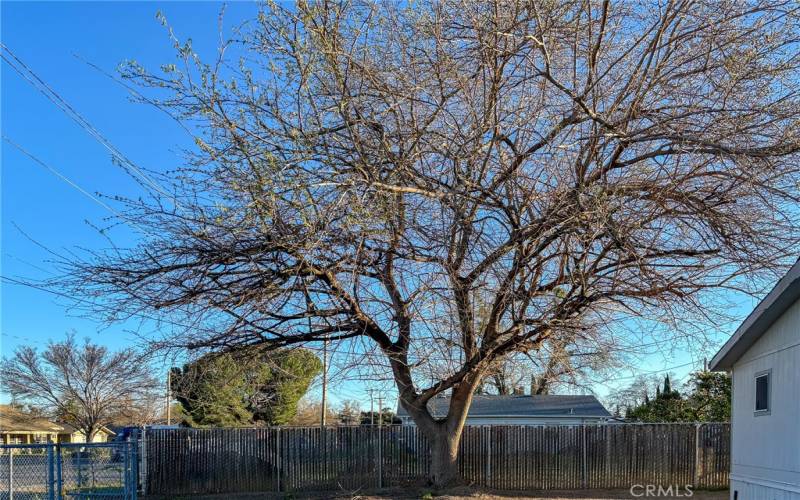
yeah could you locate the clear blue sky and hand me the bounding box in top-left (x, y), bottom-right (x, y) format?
top-left (1, 2), bottom-right (761, 410)
top-left (1, 0), bottom-right (261, 398)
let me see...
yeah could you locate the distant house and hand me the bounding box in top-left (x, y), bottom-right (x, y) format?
top-left (0, 404), bottom-right (115, 444)
top-left (710, 258), bottom-right (800, 500)
top-left (0, 404), bottom-right (63, 444)
top-left (396, 394), bottom-right (611, 426)
top-left (58, 422), bottom-right (116, 444)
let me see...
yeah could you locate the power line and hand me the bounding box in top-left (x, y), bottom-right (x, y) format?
top-left (5, 137), bottom-right (120, 218)
top-left (0, 43), bottom-right (178, 206)
top-left (3, 136), bottom-right (154, 236)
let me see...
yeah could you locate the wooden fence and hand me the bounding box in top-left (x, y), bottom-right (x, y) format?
top-left (142, 423), bottom-right (730, 495)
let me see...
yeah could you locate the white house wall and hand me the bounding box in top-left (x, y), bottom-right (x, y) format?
top-left (730, 296), bottom-right (800, 500)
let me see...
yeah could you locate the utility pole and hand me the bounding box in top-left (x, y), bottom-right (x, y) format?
top-left (166, 369), bottom-right (171, 425)
top-left (369, 390), bottom-right (375, 426)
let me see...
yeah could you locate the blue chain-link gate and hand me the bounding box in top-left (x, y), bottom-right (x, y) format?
top-left (0, 442), bottom-right (137, 500)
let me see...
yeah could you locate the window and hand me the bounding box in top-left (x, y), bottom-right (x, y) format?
top-left (755, 370), bottom-right (770, 414)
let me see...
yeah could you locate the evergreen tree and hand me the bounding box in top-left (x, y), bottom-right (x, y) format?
top-left (249, 349), bottom-right (324, 425)
top-left (686, 371), bottom-right (731, 422)
top-left (626, 371), bottom-right (730, 422)
top-left (171, 348), bottom-right (322, 427)
top-left (170, 354), bottom-right (254, 427)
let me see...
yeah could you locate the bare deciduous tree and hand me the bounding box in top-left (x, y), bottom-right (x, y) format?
top-left (480, 332), bottom-right (615, 395)
top-left (59, 0), bottom-right (800, 484)
top-left (1, 334), bottom-right (160, 440)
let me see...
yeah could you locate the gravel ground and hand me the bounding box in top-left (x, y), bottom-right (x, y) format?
top-left (161, 487), bottom-right (728, 499)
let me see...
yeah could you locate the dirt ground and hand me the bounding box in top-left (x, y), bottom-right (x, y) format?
top-left (170, 487), bottom-right (729, 499)
top-left (365, 488), bottom-right (728, 500)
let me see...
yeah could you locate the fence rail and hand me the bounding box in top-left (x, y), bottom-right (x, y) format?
top-left (143, 423), bottom-right (729, 495)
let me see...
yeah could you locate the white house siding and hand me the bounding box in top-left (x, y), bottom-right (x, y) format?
top-left (68, 430), bottom-right (112, 443)
top-left (730, 297), bottom-right (800, 500)
top-left (731, 479), bottom-right (800, 500)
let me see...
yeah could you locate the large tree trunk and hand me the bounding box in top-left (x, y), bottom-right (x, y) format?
top-left (82, 421), bottom-right (100, 443)
top-left (404, 380), bottom-right (478, 488)
top-left (428, 426), bottom-right (462, 487)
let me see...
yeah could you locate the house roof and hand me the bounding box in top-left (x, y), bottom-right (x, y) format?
top-left (59, 422), bottom-right (116, 436)
top-left (0, 405), bottom-right (64, 434)
top-left (0, 405), bottom-right (116, 436)
top-left (710, 257), bottom-right (800, 371)
top-left (396, 394), bottom-right (611, 419)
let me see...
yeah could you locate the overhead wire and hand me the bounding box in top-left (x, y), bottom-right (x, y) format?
top-left (3, 136), bottom-right (156, 236)
top-left (5, 137), bottom-right (122, 220)
top-left (0, 43), bottom-right (179, 207)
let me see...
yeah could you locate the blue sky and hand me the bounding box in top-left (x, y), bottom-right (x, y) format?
top-left (1, 0), bottom-right (260, 398)
top-left (1, 2), bottom-right (762, 410)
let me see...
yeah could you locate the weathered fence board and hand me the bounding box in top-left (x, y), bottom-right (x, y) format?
top-left (144, 423), bottom-right (730, 495)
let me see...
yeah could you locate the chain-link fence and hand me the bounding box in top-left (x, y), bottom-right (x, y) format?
top-left (0, 442), bottom-right (137, 500)
top-left (0, 445), bottom-right (52, 499)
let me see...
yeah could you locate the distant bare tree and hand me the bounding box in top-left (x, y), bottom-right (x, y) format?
top-left (1, 334), bottom-right (160, 440)
top-left (60, 0), bottom-right (800, 485)
top-left (337, 400), bottom-right (362, 425)
top-left (107, 392), bottom-right (164, 427)
top-left (289, 399), bottom-right (338, 426)
top-left (605, 373), bottom-right (671, 416)
top-left (481, 332), bottom-right (615, 395)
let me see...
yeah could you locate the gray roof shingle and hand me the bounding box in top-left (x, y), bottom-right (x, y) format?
top-left (396, 394), bottom-right (611, 419)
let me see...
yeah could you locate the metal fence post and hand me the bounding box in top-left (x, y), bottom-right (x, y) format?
top-left (47, 444), bottom-right (55, 500)
top-left (694, 423), bottom-right (701, 487)
top-left (604, 425), bottom-right (611, 486)
top-left (130, 440), bottom-right (138, 500)
top-left (139, 427), bottom-right (147, 497)
top-left (485, 427), bottom-right (491, 487)
top-left (124, 440), bottom-right (130, 500)
top-left (123, 439), bottom-right (137, 500)
top-left (133, 439), bottom-right (139, 500)
top-left (377, 422), bottom-right (383, 489)
top-left (76, 444), bottom-right (83, 490)
top-left (56, 443), bottom-right (63, 499)
top-left (132, 430), bottom-right (139, 499)
top-left (275, 427), bottom-right (281, 492)
top-left (632, 427), bottom-right (638, 480)
top-left (582, 424), bottom-right (588, 489)
top-left (8, 448), bottom-right (13, 500)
